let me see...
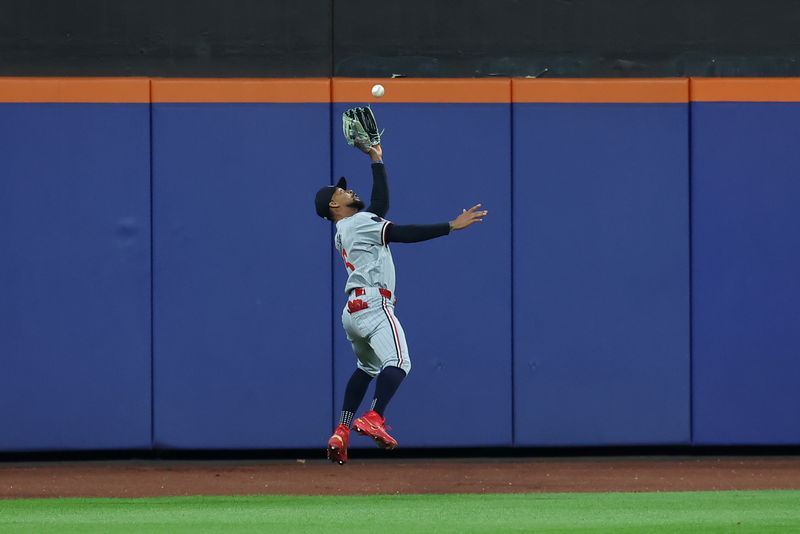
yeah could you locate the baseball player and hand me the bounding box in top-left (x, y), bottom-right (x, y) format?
top-left (315, 142), bottom-right (488, 465)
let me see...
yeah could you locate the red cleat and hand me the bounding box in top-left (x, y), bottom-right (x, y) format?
top-left (327, 424), bottom-right (350, 465)
top-left (353, 410), bottom-right (398, 450)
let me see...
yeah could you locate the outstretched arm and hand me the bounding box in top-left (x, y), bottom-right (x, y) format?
top-left (365, 145), bottom-right (389, 218)
top-left (386, 204), bottom-right (488, 244)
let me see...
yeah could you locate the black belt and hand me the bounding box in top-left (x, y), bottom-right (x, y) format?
top-left (352, 287), bottom-right (392, 299)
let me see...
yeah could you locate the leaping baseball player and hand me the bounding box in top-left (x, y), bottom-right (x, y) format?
top-left (315, 107), bottom-right (488, 465)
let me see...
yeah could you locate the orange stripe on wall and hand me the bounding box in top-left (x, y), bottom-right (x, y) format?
top-left (691, 78), bottom-right (800, 102)
top-left (7, 77), bottom-right (798, 104)
top-left (0, 77), bottom-right (150, 103)
top-left (151, 78), bottom-right (330, 103)
top-left (333, 78), bottom-right (510, 103)
top-left (513, 79), bottom-right (688, 103)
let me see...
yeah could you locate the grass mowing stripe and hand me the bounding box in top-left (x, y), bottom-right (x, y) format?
top-left (1, 490), bottom-right (799, 533)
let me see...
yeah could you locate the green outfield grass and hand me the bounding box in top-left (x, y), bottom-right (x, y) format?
top-left (1, 490), bottom-right (798, 533)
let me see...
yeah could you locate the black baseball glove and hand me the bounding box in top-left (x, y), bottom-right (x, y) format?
top-left (342, 106), bottom-right (382, 152)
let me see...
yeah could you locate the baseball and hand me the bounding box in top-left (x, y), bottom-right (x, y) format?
top-left (371, 84), bottom-right (385, 98)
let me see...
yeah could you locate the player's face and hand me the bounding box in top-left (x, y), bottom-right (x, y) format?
top-left (332, 187), bottom-right (364, 210)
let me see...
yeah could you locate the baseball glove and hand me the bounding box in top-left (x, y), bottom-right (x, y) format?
top-left (342, 106), bottom-right (382, 152)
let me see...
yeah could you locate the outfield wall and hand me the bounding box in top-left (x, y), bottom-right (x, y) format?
top-left (1, 77), bottom-right (798, 451)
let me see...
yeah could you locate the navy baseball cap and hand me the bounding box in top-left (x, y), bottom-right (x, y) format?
top-left (315, 176), bottom-right (347, 219)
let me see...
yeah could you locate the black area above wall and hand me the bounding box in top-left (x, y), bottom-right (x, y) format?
top-left (0, 0), bottom-right (333, 76)
top-left (333, 0), bottom-right (800, 77)
top-left (2, 0), bottom-right (800, 77)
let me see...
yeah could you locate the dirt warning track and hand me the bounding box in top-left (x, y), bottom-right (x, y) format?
top-left (2, 456), bottom-right (799, 499)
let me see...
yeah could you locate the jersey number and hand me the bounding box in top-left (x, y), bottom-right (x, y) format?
top-left (341, 249), bottom-right (355, 272)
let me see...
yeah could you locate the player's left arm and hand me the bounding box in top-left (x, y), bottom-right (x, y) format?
top-left (365, 145), bottom-right (389, 218)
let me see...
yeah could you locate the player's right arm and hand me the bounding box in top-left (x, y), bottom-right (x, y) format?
top-left (386, 204), bottom-right (488, 243)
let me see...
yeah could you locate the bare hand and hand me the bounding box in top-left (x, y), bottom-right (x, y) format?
top-left (368, 144), bottom-right (383, 162)
top-left (449, 204), bottom-right (488, 231)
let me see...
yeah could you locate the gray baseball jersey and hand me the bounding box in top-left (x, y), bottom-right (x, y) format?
top-left (335, 211), bottom-right (396, 295)
top-left (335, 211), bottom-right (410, 376)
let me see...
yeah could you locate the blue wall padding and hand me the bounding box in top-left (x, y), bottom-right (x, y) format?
top-left (0, 104), bottom-right (152, 451)
top-left (691, 102), bottom-right (800, 445)
top-left (513, 103), bottom-right (691, 446)
top-left (6, 85), bottom-right (800, 453)
top-left (152, 103), bottom-right (332, 449)
top-left (331, 103), bottom-right (513, 447)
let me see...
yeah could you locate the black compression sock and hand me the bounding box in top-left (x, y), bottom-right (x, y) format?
top-left (339, 410), bottom-right (354, 428)
top-left (372, 366), bottom-right (407, 417)
top-left (342, 369), bottom-right (374, 418)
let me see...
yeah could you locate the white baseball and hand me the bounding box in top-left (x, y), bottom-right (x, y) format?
top-left (371, 84), bottom-right (385, 98)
